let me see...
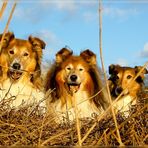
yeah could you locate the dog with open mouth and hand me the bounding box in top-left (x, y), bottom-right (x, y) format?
top-left (45, 48), bottom-right (109, 123)
top-left (108, 64), bottom-right (148, 116)
top-left (0, 32), bottom-right (46, 108)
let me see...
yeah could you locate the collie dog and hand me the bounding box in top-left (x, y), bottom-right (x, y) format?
top-left (0, 32), bottom-right (46, 108)
top-left (108, 64), bottom-right (147, 116)
top-left (45, 48), bottom-right (109, 122)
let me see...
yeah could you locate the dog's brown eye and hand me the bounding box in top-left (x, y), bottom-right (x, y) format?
top-left (66, 67), bottom-right (71, 70)
top-left (127, 75), bottom-right (132, 79)
top-left (79, 68), bottom-right (83, 71)
top-left (9, 50), bottom-right (14, 55)
top-left (24, 52), bottom-right (29, 56)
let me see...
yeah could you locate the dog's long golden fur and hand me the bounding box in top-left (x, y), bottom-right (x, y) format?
top-left (45, 48), bottom-right (109, 122)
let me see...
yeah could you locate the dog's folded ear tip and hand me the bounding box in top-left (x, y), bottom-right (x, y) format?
top-left (28, 36), bottom-right (46, 49)
top-left (134, 66), bottom-right (148, 74)
top-left (55, 48), bottom-right (73, 63)
top-left (109, 64), bottom-right (115, 73)
top-left (109, 64), bottom-right (114, 68)
top-left (80, 49), bottom-right (96, 65)
top-left (0, 31), bottom-right (15, 48)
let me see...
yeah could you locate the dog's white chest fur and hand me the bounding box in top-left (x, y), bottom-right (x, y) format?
top-left (0, 79), bottom-right (45, 108)
top-left (113, 95), bottom-right (136, 117)
top-left (49, 90), bottom-right (102, 122)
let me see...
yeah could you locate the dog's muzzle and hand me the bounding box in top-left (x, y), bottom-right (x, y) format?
top-left (9, 63), bottom-right (23, 80)
top-left (66, 74), bottom-right (81, 94)
top-left (115, 86), bottom-right (129, 96)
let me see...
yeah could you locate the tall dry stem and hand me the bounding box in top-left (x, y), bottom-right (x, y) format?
top-left (0, 0), bottom-right (8, 19)
top-left (73, 94), bottom-right (82, 146)
top-left (98, 0), bottom-right (124, 146)
top-left (0, 1), bottom-right (17, 52)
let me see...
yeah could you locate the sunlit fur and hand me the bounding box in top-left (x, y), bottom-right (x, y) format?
top-left (108, 64), bottom-right (147, 116)
top-left (0, 32), bottom-right (46, 108)
top-left (45, 48), bottom-right (109, 122)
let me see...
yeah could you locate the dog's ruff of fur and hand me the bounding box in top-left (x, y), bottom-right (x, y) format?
top-left (0, 79), bottom-right (45, 108)
top-left (45, 48), bottom-right (109, 123)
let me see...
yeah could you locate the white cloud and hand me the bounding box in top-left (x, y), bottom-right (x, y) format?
top-left (12, 1), bottom-right (78, 23)
top-left (4, 1), bottom-right (99, 24)
top-left (54, 0), bottom-right (77, 12)
top-left (116, 58), bottom-right (128, 66)
top-left (32, 30), bottom-right (61, 47)
top-left (83, 11), bottom-right (97, 22)
top-left (103, 6), bottom-right (139, 19)
top-left (140, 42), bottom-right (148, 57)
top-left (14, 5), bottom-right (47, 23)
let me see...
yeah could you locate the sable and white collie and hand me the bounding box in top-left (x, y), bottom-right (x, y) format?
top-left (108, 64), bottom-right (147, 116)
top-left (0, 32), bottom-right (46, 108)
top-left (45, 48), bottom-right (109, 122)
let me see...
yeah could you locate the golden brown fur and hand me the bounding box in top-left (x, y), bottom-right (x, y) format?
top-left (45, 48), bottom-right (109, 122)
top-left (0, 32), bottom-right (45, 89)
top-left (108, 64), bottom-right (148, 115)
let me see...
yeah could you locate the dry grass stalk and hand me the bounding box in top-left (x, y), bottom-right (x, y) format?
top-left (0, 0), bottom-right (8, 19)
top-left (98, 0), bottom-right (123, 145)
top-left (73, 95), bottom-right (82, 146)
top-left (0, 1), bottom-right (17, 52)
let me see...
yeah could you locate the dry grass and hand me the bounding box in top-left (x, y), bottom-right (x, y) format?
top-left (0, 90), bottom-right (147, 147)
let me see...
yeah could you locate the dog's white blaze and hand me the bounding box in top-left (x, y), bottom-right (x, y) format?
top-left (49, 90), bottom-right (103, 122)
top-left (113, 95), bottom-right (136, 117)
top-left (0, 79), bottom-right (45, 108)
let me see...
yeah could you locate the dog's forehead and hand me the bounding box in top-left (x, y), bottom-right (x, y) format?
top-left (123, 68), bottom-right (135, 74)
top-left (8, 39), bottom-right (32, 50)
top-left (118, 67), bottom-right (136, 75)
top-left (61, 56), bottom-right (88, 67)
top-left (114, 66), bottom-right (133, 72)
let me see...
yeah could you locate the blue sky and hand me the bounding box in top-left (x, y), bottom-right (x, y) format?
top-left (1, 0), bottom-right (148, 71)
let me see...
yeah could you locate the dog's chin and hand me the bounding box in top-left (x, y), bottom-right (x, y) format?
top-left (9, 70), bottom-right (23, 81)
top-left (66, 83), bottom-right (81, 94)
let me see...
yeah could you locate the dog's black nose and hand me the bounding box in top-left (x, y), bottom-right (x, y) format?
top-left (70, 75), bottom-right (77, 82)
top-left (115, 87), bottom-right (123, 95)
top-left (12, 63), bottom-right (21, 70)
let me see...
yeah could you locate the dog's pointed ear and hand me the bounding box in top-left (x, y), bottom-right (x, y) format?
top-left (56, 48), bottom-right (73, 63)
top-left (135, 66), bottom-right (148, 74)
top-left (109, 64), bottom-right (120, 75)
top-left (80, 49), bottom-right (96, 65)
top-left (134, 66), bottom-right (148, 81)
top-left (28, 36), bottom-right (46, 64)
top-left (28, 36), bottom-right (46, 49)
top-left (109, 64), bottom-right (116, 74)
top-left (28, 36), bottom-right (46, 89)
top-left (135, 66), bottom-right (148, 83)
top-left (0, 32), bottom-right (14, 48)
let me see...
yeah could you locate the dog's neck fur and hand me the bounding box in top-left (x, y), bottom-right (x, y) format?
top-left (48, 87), bottom-right (103, 122)
top-left (0, 73), bottom-right (45, 108)
top-left (113, 94), bottom-right (137, 117)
